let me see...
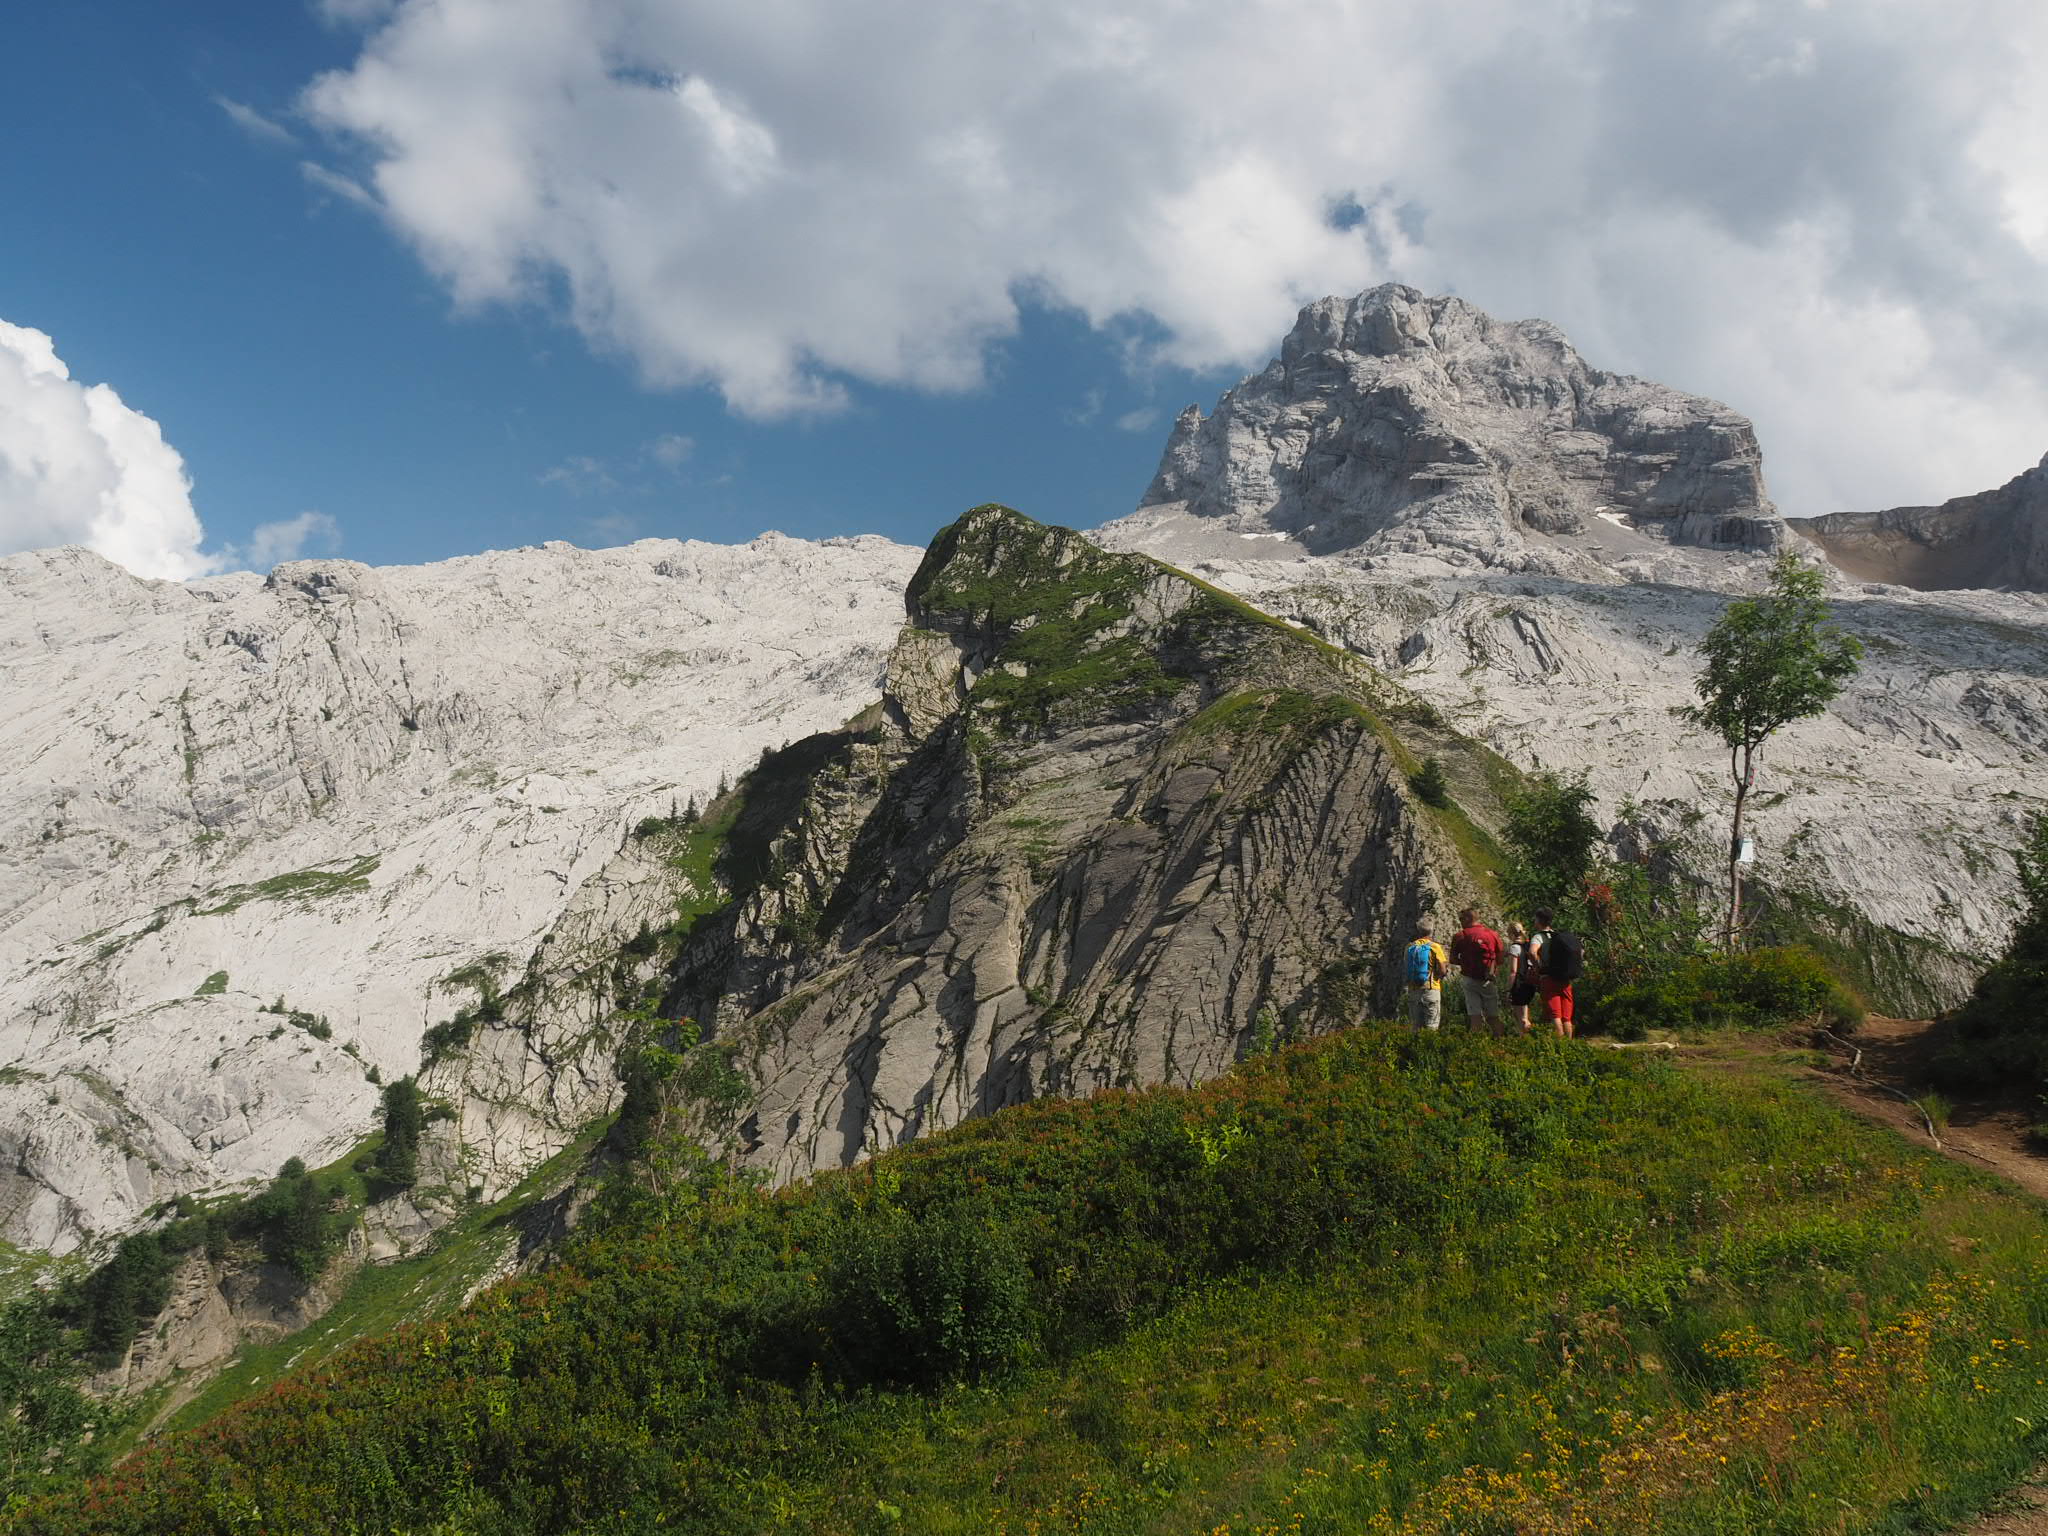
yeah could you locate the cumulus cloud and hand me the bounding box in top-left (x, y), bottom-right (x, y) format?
top-left (0, 320), bottom-right (213, 579)
top-left (1, 323), bottom-right (346, 580)
top-left (305, 0), bottom-right (2048, 512)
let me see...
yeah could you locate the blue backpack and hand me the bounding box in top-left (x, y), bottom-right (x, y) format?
top-left (1405, 940), bottom-right (1442, 986)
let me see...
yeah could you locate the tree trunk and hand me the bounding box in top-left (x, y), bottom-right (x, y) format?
top-left (1725, 744), bottom-right (1753, 951)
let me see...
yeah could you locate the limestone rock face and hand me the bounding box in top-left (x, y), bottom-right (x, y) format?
top-left (1077, 544), bottom-right (2048, 1014)
top-left (0, 533), bottom-right (920, 1258)
top-left (1094, 292), bottom-right (2048, 1013)
top-left (1106, 285), bottom-right (1786, 576)
top-left (1789, 454), bottom-right (2048, 592)
top-left (649, 507), bottom-right (1500, 1186)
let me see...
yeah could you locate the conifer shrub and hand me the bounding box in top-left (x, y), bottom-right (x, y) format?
top-left (367, 1077), bottom-right (424, 1197)
top-left (1408, 756), bottom-right (1450, 807)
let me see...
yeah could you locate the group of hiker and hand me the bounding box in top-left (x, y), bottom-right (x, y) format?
top-left (1403, 907), bottom-right (1583, 1038)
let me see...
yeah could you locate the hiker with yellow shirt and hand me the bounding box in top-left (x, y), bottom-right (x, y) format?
top-left (1402, 921), bottom-right (1449, 1031)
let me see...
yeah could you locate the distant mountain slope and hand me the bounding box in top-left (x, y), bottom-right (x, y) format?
top-left (0, 533), bottom-right (919, 1259)
top-left (1789, 452), bottom-right (2048, 592)
top-left (1098, 288), bottom-right (2048, 1011)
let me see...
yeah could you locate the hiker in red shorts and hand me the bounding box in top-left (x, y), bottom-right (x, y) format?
top-left (1529, 906), bottom-right (1581, 1039)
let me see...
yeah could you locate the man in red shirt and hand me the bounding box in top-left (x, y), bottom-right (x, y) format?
top-left (1447, 907), bottom-right (1506, 1036)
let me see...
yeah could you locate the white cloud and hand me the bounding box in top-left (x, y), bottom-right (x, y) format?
top-left (0, 320), bottom-right (213, 579)
top-left (1115, 407), bottom-right (1161, 435)
top-left (215, 95), bottom-right (300, 148)
top-left (645, 432), bottom-right (693, 469)
top-left (539, 455), bottom-right (619, 495)
top-left (299, 161), bottom-right (378, 210)
top-left (0, 323), bottom-right (347, 581)
top-left (232, 511), bottom-right (342, 570)
top-left (305, 0), bottom-right (2048, 512)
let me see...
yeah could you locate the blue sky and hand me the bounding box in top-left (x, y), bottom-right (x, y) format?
top-left (3, 1), bottom-right (2045, 579)
top-left (1, 2), bottom-right (1226, 572)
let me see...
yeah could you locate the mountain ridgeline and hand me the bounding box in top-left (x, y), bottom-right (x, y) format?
top-left (629, 505), bottom-right (1509, 1179)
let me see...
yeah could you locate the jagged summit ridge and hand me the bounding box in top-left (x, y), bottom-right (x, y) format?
top-left (1109, 283), bottom-right (1785, 577)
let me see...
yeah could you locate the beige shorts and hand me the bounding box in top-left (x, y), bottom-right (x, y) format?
top-left (1459, 974), bottom-right (1502, 1021)
top-left (1406, 986), bottom-right (1441, 1031)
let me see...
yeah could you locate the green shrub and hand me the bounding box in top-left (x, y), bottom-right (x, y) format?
top-left (1935, 812), bottom-right (2048, 1091)
top-left (1591, 944), bottom-right (1862, 1040)
top-left (367, 1077), bottom-right (423, 1197)
top-left (1499, 772), bottom-right (1601, 918)
top-left (823, 1201), bottom-right (1038, 1385)
top-left (239, 1161), bottom-right (349, 1282)
top-left (77, 1234), bottom-right (179, 1367)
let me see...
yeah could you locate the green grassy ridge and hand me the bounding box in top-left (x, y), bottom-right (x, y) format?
top-left (915, 507), bottom-right (1516, 910)
top-left (914, 507), bottom-right (1181, 736)
top-left (11, 1026), bottom-right (2047, 1535)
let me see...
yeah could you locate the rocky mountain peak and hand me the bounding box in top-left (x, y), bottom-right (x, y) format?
top-left (1281, 284), bottom-right (1575, 377)
top-left (1104, 284), bottom-right (1785, 578)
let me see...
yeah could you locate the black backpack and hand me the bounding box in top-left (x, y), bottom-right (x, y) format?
top-left (1542, 929), bottom-right (1584, 981)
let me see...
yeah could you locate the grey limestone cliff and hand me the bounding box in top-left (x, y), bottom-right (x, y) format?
top-left (1790, 453), bottom-right (2048, 592)
top-left (640, 506), bottom-right (1508, 1184)
top-left (1107, 284), bottom-right (1785, 576)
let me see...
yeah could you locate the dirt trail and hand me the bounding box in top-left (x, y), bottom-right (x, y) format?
top-left (1805, 1015), bottom-right (2048, 1533)
top-left (1812, 1015), bottom-right (2048, 1204)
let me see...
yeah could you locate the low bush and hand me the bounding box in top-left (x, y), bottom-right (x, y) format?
top-left (821, 1198), bottom-right (1038, 1386)
top-left (1590, 943), bottom-right (1864, 1040)
top-left (1407, 757), bottom-right (1450, 807)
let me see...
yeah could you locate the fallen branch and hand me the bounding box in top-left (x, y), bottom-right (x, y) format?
top-left (1817, 1027), bottom-right (1940, 1148)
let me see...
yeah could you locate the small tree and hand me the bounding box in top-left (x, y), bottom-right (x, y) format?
top-left (1499, 771), bottom-right (1601, 919)
top-left (1684, 552), bottom-right (1862, 948)
top-left (369, 1076), bottom-right (424, 1196)
top-left (1409, 757), bottom-right (1450, 807)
